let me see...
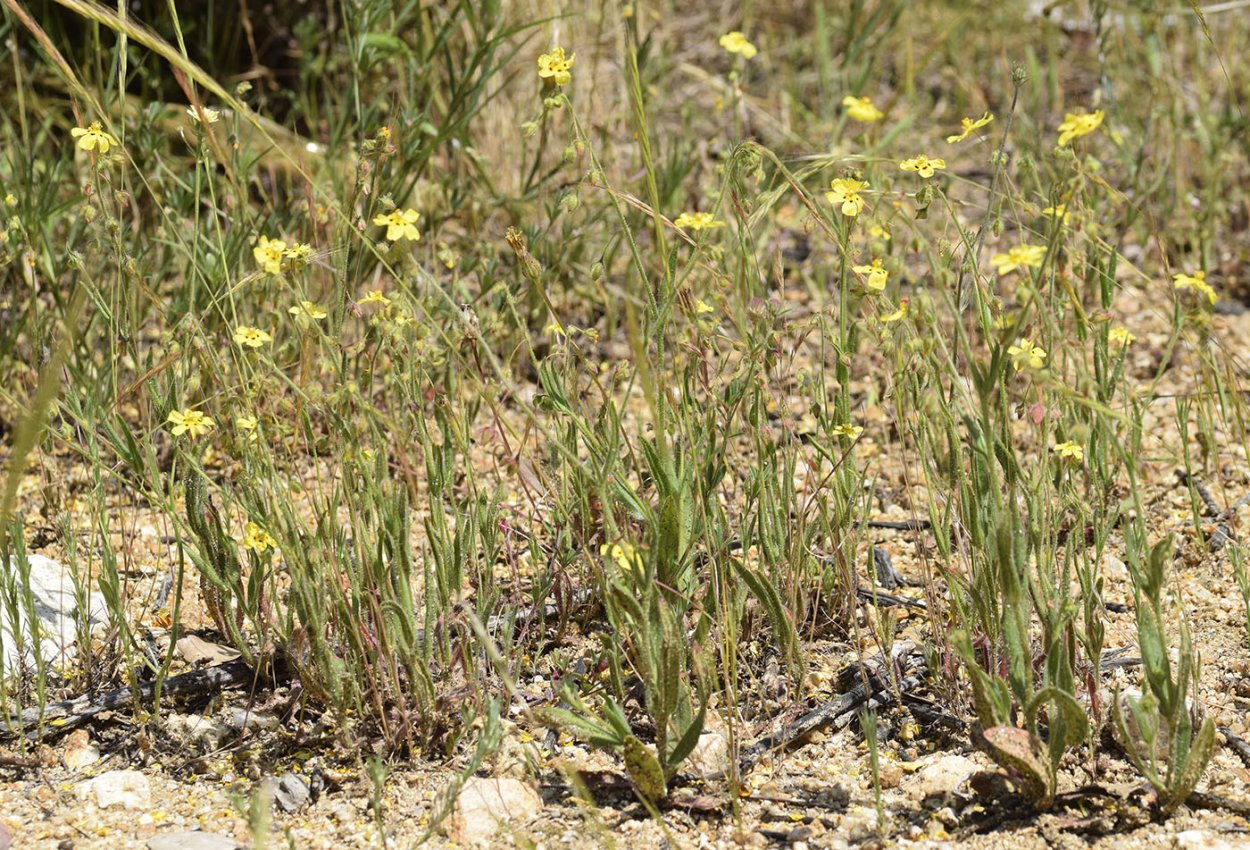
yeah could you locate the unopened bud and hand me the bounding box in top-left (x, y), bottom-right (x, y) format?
top-left (505, 227), bottom-right (542, 282)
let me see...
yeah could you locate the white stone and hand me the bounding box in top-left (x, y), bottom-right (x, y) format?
top-left (447, 777), bottom-right (542, 846)
top-left (1177, 830), bottom-right (1233, 850)
top-left (147, 832), bottom-right (238, 850)
top-left (903, 753), bottom-right (980, 800)
top-left (227, 707), bottom-right (279, 732)
top-left (841, 805), bottom-right (881, 842)
top-left (63, 730), bottom-right (100, 770)
top-left (78, 769), bottom-right (151, 810)
top-left (163, 713), bottom-right (231, 751)
top-left (0, 554), bottom-right (106, 670)
top-left (686, 732), bottom-right (730, 780)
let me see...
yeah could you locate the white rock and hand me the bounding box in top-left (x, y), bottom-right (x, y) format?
top-left (264, 773), bottom-right (311, 813)
top-left (903, 753), bottom-right (980, 800)
top-left (686, 732), bottom-right (730, 780)
top-left (841, 805), bottom-right (881, 842)
top-left (447, 777), bottom-right (542, 846)
top-left (227, 707), bottom-right (279, 732)
top-left (147, 831), bottom-right (238, 850)
top-left (163, 713), bottom-right (231, 751)
top-left (0, 554), bottom-right (106, 670)
top-left (78, 769), bottom-right (151, 810)
top-left (1176, 830), bottom-right (1232, 850)
top-left (63, 730), bottom-right (100, 770)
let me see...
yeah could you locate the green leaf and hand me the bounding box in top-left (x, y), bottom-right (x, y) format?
top-left (952, 630), bottom-right (1012, 727)
top-left (1164, 716), bottom-right (1215, 813)
top-left (362, 32), bottom-right (412, 58)
top-left (623, 735), bottom-right (667, 802)
top-left (1025, 686), bottom-right (1089, 748)
top-left (534, 707), bottom-right (624, 750)
top-left (979, 726), bottom-right (1055, 809)
top-left (731, 558), bottom-right (803, 680)
top-left (665, 696), bottom-right (708, 776)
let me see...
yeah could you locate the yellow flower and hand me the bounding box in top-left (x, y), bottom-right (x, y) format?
top-left (358, 289), bottom-right (392, 307)
top-left (233, 326), bottom-right (272, 348)
top-left (1053, 441), bottom-right (1084, 463)
top-left (253, 235), bottom-right (287, 275)
top-left (695, 299), bottom-right (715, 314)
top-left (842, 96), bottom-right (883, 123)
top-left (831, 423), bottom-right (863, 440)
top-left (899, 155), bottom-right (946, 179)
top-left (1042, 204), bottom-right (1070, 224)
top-left (241, 522), bottom-right (276, 553)
top-left (826, 178), bottom-right (869, 218)
top-left (1057, 109), bottom-right (1104, 146)
top-left (601, 542), bottom-right (644, 572)
top-left (991, 244), bottom-right (1046, 275)
top-left (719, 32), bottom-right (758, 59)
top-left (284, 242), bottom-right (314, 267)
top-left (946, 112), bottom-right (994, 143)
top-left (185, 105), bottom-right (221, 124)
top-left (545, 319), bottom-right (567, 339)
top-left (1108, 326), bottom-right (1135, 346)
top-left (166, 408), bottom-right (215, 439)
top-left (236, 414), bottom-right (258, 431)
top-left (1007, 339), bottom-right (1047, 371)
top-left (1173, 270), bottom-right (1216, 304)
top-left (373, 209), bottom-right (421, 242)
top-left (673, 211), bottom-right (725, 230)
top-left (852, 258), bottom-right (889, 291)
top-left (289, 300), bottom-right (327, 321)
top-left (70, 121), bottom-right (120, 154)
top-left (868, 224), bottom-right (891, 241)
top-left (538, 46), bottom-right (576, 85)
top-left (880, 298), bottom-right (909, 323)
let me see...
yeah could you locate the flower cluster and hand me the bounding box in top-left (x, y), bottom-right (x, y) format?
top-left (1053, 441), bottom-right (1084, 463)
top-left (241, 522), bottom-right (276, 553)
top-left (1007, 339), bottom-right (1047, 371)
top-left (289, 300), bottom-right (328, 322)
top-left (166, 408), bottom-right (215, 439)
top-left (673, 211), bottom-right (724, 230)
top-left (71, 121), bottom-right (120, 154)
top-left (601, 542), bottom-right (644, 572)
top-left (899, 154), bottom-right (945, 179)
top-left (992, 244), bottom-right (1046, 275)
top-left (1109, 326), bottom-right (1136, 346)
top-left (1057, 109), bottom-right (1104, 146)
top-left (1173, 270), bottom-right (1215, 304)
top-left (233, 326), bottom-right (272, 349)
top-left (852, 258), bottom-right (888, 291)
top-left (826, 178), bottom-right (869, 218)
top-left (946, 112), bottom-right (994, 143)
top-left (253, 235), bottom-right (314, 275)
top-left (185, 105), bottom-right (221, 124)
top-left (719, 31), bottom-right (758, 59)
top-left (538, 47), bottom-right (575, 86)
top-left (842, 96), bottom-right (883, 123)
top-left (373, 209), bottom-right (422, 242)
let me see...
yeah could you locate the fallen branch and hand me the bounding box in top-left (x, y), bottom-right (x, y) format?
top-left (1219, 726), bottom-right (1250, 770)
top-left (1176, 470), bottom-right (1240, 551)
top-left (3, 658), bottom-right (260, 739)
top-left (740, 642), bottom-right (926, 772)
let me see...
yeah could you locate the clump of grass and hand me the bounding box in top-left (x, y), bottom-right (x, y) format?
top-left (2, 0), bottom-right (1247, 835)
